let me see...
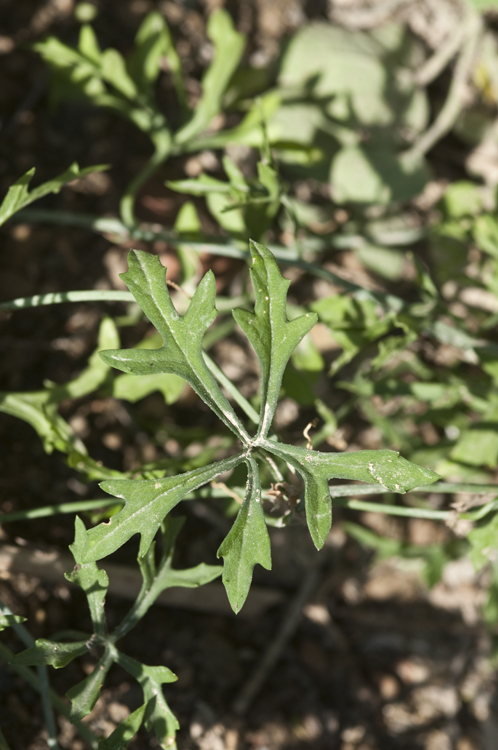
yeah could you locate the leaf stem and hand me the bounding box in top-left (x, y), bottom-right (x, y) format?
top-left (204, 354), bottom-right (259, 425)
top-left (120, 144), bottom-right (172, 227)
top-left (0, 499), bottom-right (120, 523)
top-left (333, 497), bottom-right (451, 520)
top-left (0, 600), bottom-right (59, 750)
top-left (0, 642), bottom-right (99, 749)
top-left (12, 208), bottom-right (406, 310)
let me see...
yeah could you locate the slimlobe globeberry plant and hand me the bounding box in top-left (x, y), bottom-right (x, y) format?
top-left (3, 239), bottom-right (439, 749)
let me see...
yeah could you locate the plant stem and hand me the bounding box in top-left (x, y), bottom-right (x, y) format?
top-left (0, 499), bottom-right (120, 523)
top-left (120, 145), bottom-right (171, 227)
top-left (0, 642), bottom-right (99, 750)
top-left (12, 209), bottom-right (406, 311)
top-left (204, 354), bottom-right (259, 425)
top-left (0, 600), bottom-right (59, 750)
top-left (0, 290), bottom-right (134, 311)
top-left (333, 496), bottom-right (451, 520)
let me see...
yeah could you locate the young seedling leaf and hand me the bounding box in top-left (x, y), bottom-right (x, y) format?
top-left (98, 702), bottom-right (147, 750)
top-left (0, 163), bottom-right (109, 228)
top-left (175, 8), bottom-right (245, 145)
top-left (117, 652), bottom-right (178, 750)
top-left (11, 639), bottom-right (89, 669)
top-left (67, 518), bottom-right (109, 635)
top-left (233, 241), bottom-right (317, 437)
top-left (0, 391), bottom-right (84, 456)
top-left (157, 562), bottom-right (222, 589)
top-left (67, 651), bottom-right (113, 722)
top-left (468, 511), bottom-right (498, 571)
top-left (263, 440), bottom-right (440, 548)
top-left (99, 249), bottom-right (250, 442)
top-left (217, 457), bottom-right (271, 613)
top-left (0, 615), bottom-right (26, 632)
top-left (79, 454), bottom-right (243, 563)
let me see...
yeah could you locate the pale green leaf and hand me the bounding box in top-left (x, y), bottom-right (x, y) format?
top-left (77, 454), bottom-right (243, 562)
top-left (112, 372), bottom-right (185, 404)
top-left (0, 317), bottom-right (117, 455)
top-left (78, 24), bottom-right (101, 64)
top-left (160, 562), bottom-right (222, 589)
top-left (331, 144), bottom-right (428, 205)
top-left (11, 639), bottom-right (88, 669)
top-left (468, 511), bottom-right (498, 571)
top-left (99, 249), bottom-right (249, 441)
top-left (167, 175), bottom-right (230, 196)
top-left (62, 316), bottom-right (119, 400)
top-left (0, 163), bottom-right (108, 227)
top-left (0, 391), bottom-right (82, 455)
top-left (67, 651), bottom-right (113, 722)
top-left (98, 703), bottom-right (147, 750)
top-left (217, 457), bottom-right (271, 613)
top-left (0, 615), bottom-right (26, 632)
top-left (262, 440), bottom-right (440, 548)
top-left (451, 422), bottom-right (498, 468)
top-left (233, 241), bottom-right (317, 437)
top-left (279, 23), bottom-right (428, 131)
top-left (101, 48), bottom-right (138, 99)
top-left (175, 9), bottom-right (245, 145)
top-left (117, 652), bottom-right (178, 750)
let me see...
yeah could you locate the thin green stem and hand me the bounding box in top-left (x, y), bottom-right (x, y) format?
top-left (0, 600), bottom-right (59, 750)
top-left (111, 558), bottom-right (171, 641)
top-left (0, 499), bottom-right (121, 523)
top-left (12, 209), bottom-right (406, 311)
top-left (0, 642), bottom-right (99, 750)
top-left (204, 353), bottom-right (260, 425)
top-left (333, 497), bottom-right (451, 520)
top-left (0, 290), bottom-right (133, 311)
top-left (120, 145), bottom-right (172, 227)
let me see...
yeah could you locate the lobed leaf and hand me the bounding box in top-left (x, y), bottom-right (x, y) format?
top-left (159, 562), bottom-right (222, 589)
top-left (263, 440), bottom-right (440, 549)
top-left (0, 163), bottom-right (108, 228)
top-left (175, 9), bottom-right (245, 145)
top-left (78, 454), bottom-right (243, 563)
top-left (67, 518), bottom-right (109, 636)
top-left (99, 249), bottom-right (249, 441)
top-left (67, 650), bottom-right (113, 722)
top-left (11, 639), bottom-right (89, 669)
top-left (117, 652), bottom-right (178, 750)
top-left (98, 703), bottom-right (147, 750)
top-left (217, 456), bottom-right (271, 613)
top-left (233, 241), bottom-right (317, 437)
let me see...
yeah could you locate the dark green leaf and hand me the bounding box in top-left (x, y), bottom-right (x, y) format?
top-left (233, 241), bottom-right (316, 437)
top-left (217, 457), bottom-right (271, 613)
top-left (67, 650), bottom-right (113, 722)
top-left (98, 703), bottom-right (147, 750)
top-left (99, 250), bottom-right (249, 442)
top-left (11, 639), bottom-right (88, 669)
top-left (77, 454), bottom-right (243, 562)
top-left (67, 519), bottom-right (109, 635)
top-left (116, 652), bottom-right (178, 750)
top-left (262, 440), bottom-right (440, 548)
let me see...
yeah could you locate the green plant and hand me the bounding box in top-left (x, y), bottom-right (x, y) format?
top-left (5, 4), bottom-right (498, 748)
top-left (2, 237), bottom-right (439, 748)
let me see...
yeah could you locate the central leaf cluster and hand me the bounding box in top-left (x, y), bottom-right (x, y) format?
top-left (72, 241), bottom-right (438, 613)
